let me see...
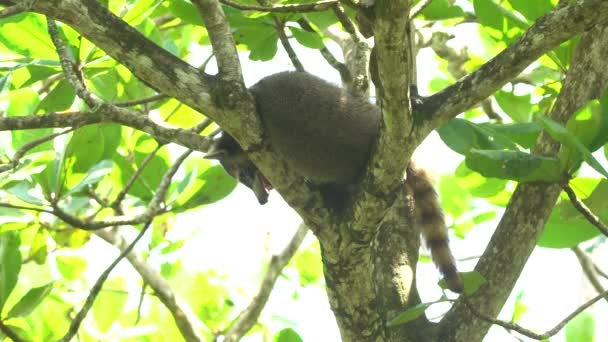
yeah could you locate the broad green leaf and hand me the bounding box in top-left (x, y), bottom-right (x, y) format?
top-left (166, 0), bottom-right (203, 25)
top-left (566, 99), bottom-right (608, 153)
top-left (6, 282), bottom-right (54, 319)
top-left (66, 160), bottom-right (114, 195)
top-left (99, 124), bottom-right (123, 160)
top-left (538, 206), bottom-right (602, 248)
top-left (6, 88), bottom-right (40, 116)
top-left (49, 229), bottom-right (91, 249)
top-left (111, 154), bottom-right (153, 201)
top-left (172, 162), bottom-right (237, 212)
top-left (0, 13), bottom-right (57, 59)
top-left (88, 69), bottom-right (120, 101)
top-left (93, 277), bottom-right (128, 332)
top-left (290, 27), bottom-right (325, 49)
top-left (511, 292), bottom-right (528, 322)
top-left (293, 242), bottom-right (323, 286)
top-left (508, 0), bottom-right (553, 22)
top-left (6, 181), bottom-right (46, 206)
top-left (227, 9), bottom-right (278, 61)
top-left (56, 255), bottom-right (88, 280)
top-left (439, 271), bottom-right (486, 295)
top-left (28, 228), bottom-right (48, 265)
top-left (474, 0), bottom-right (505, 31)
top-left (437, 119), bottom-right (518, 155)
top-left (565, 312), bottom-right (594, 342)
top-left (37, 79), bottom-right (76, 112)
top-left (420, 0), bottom-right (465, 20)
top-left (495, 90), bottom-right (533, 123)
top-left (65, 126), bottom-right (105, 174)
top-left (465, 149), bottom-right (562, 182)
top-left (274, 328), bottom-right (304, 342)
top-left (480, 122), bottom-right (541, 149)
top-left (537, 115), bottom-right (608, 178)
top-left (0, 231), bottom-right (22, 312)
top-left (388, 302), bottom-right (436, 326)
top-left (440, 174), bottom-right (471, 218)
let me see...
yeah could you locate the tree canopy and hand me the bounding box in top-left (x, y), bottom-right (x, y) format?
top-left (0, 0), bottom-right (608, 341)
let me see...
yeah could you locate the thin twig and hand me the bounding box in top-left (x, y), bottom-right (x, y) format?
top-left (0, 202), bottom-right (54, 215)
top-left (51, 149), bottom-right (192, 230)
top-left (572, 246), bottom-right (608, 304)
top-left (276, 21), bottom-right (305, 72)
top-left (0, 2), bottom-right (26, 18)
top-left (58, 220), bottom-right (153, 342)
top-left (95, 229), bottom-right (204, 341)
top-left (463, 289), bottom-right (608, 340)
top-left (110, 143), bottom-right (164, 212)
top-left (410, 0), bottom-right (433, 19)
top-left (115, 94), bottom-right (168, 107)
top-left (47, 19), bottom-right (97, 107)
top-left (221, 224), bottom-right (309, 341)
top-left (219, 0), bottom-right (336, 13)
top-left (189, 119), bottom-right (213, 134)
top-left (563, 183), bottom-right (608, 237)
top-left (0, 128), bottom-right (75, 174)
top-left (297, 18), bottom-right (350, 82)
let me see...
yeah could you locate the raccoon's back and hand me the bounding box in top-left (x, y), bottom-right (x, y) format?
top-left (250, 72), bottom-right (380, 185)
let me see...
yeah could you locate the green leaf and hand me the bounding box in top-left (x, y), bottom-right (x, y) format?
top-left (92, 278), bottom-right (128, 332)
top-left (274, 328), bottom-right (304, 342)
top-left (65, 126), bottom-right (105, 174)
top-left (37, 79), bottom-right (76, 112)
top-left (227, 9), bottom-right (278, 61)
top-left (474, 0), bottom-right (505, 31)
top-left (479, 122), bottom-right (541, 149)
top-left (439, 271), bottom-right (486, 295)
top-left (440, 174), bottom-right (471, 218)
top-left (495, 90), bottom-right (533, 123)
top-left (437, 119), bottom-right (518, 155)
top-left (66, 160), bottom-right (114, 195)
top-left (289, 27), bottom-right (324, 49)
top-left (508, 0), bottom-right (554, 22)
top-left (166, 0), bottom-right (203, 25)
top-left (56, 255), bottom-right (88, 280)
top-left (0, 231), bottom-right (22, 312)
top-left (6, 282), bottom-right (54, 319)
top-left (28, 228), bottom-right (48, 265)
top-left (388, 302), bottom-right (436, 326)
top-left (537, 115), bottom-right (608, 178)
top-left (565, 312), bottom-right (594, 342)
top-left (172, 162), bottom-right (237, 212)
top-left (88, 68), bottom-right (120, 101)
top-left (0, 13), bottom-right (57, 59)
top-left (465, 149), bottom-right (562, 182)
top-left (420, 0), bottom-right (465, 20)
top-left (6, 181), bottom-right (46, 206)
top-left (538, 206), bottom-right (602, 248)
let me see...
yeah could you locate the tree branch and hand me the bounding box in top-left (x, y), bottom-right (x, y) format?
top-left (0, 111), bottom-right (213, 152)
top-left (222, 224), bottom-right (308, 341)
top-left (572, 246), bottom-right (608, 304)
top-left (563, 183), bottom-right (608, 237)
top-left (95, 228), bottom-right (204, 342)
top-left (462, 290), bottom-right (608, 340)
top-left (0, 128), bottom-right (74, 174)
top-left (51, 149), bottom-right (192, 230)
top-left (438, 23), bottom-right (608, 342)
top-left (419, 0), bottom-right (608, 141)
top-left (30, 0), bottom-right (221, 125)
top-left (58, 221), bottom-right (153, 342)
top-left (218, 0), bottom-right (337, 13)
